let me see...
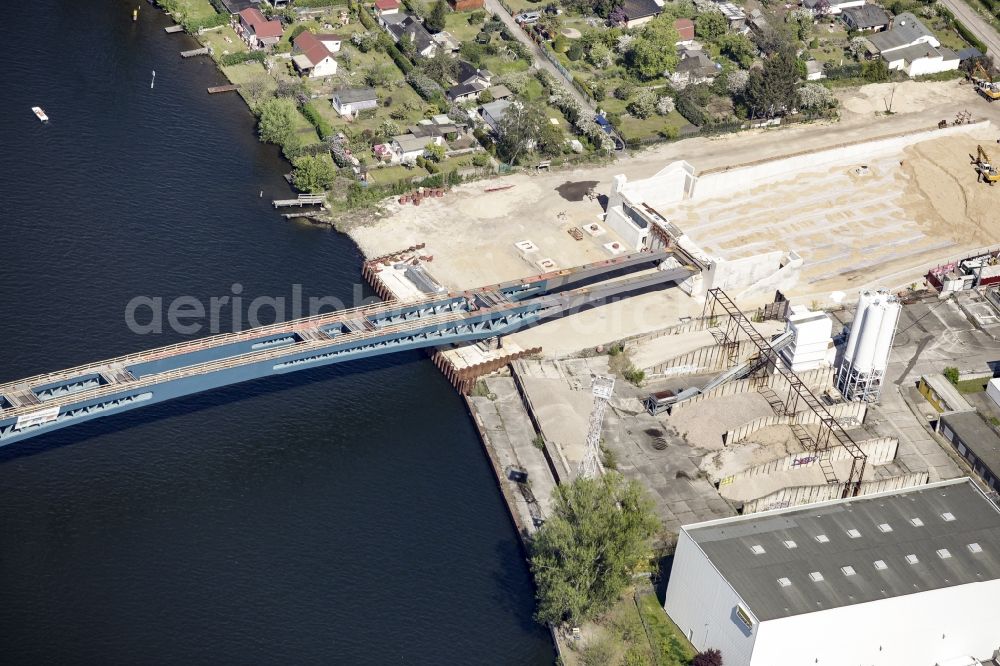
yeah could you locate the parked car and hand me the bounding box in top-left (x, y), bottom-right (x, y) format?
top-left (515, 11), bottom-right (541, 24)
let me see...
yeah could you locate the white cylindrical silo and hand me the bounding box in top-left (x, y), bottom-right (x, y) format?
top-left (869, 291), bottom-right (901, 374)
top-left (852, 297), bottom-right (886, 374)
top-left (842, 290), bottom-right (873, 366)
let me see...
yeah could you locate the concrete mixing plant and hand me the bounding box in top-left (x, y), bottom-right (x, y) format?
top-left (836, 290), bottom-right (901, 402)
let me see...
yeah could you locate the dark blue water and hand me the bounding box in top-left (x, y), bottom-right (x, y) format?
top-left (0, 2), bottom-right (553, 663)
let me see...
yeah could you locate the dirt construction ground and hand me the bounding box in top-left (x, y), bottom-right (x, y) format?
top-left (348, 79), bottom-right (1000, 339)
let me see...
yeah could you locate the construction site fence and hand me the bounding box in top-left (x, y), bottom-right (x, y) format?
top-left (742, 472), bottom-right (929, 514)
top-left (724, 401), bottom-right (868, 446)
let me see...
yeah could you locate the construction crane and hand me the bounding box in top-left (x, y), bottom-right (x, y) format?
top-left (970, 63), bottom-right (1000, 102)
top-left (579, 376), bottom-right (616, 479)
top-left (974, 145), bottom-right (999, 186)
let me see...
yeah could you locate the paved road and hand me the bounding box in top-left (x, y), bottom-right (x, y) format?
top-left (483, 0), bottom-right (596, 113)
top-left (940, 0), bottom-right (1000, 56)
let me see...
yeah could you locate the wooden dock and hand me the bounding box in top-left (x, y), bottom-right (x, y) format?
top-left (180, 47), bottom-right (209, 58)
top-left (273, 194), bottom-right (326, 208)
top-left (164, 25), bottom-right (184, 33)
top-left (207, 84), bottom-right (239, 94)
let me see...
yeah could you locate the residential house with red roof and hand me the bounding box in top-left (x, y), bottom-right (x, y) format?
top-left (374, 0), bottom-right (401, 17)
top-left (236, 8), bottom-right (284, 50)
top-left (292, 31), bottom-right (343, 78)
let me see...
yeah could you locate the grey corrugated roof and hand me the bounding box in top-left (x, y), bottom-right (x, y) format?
top-left (684, 479), bottom-right (1000, 621)
top-left (333, 87), bottom-right (377, 104)
top-left (841, 4), bottom-right (890, 29)
top-left (942, 411), bottom-right (1000, 477)
top-left (886, 43), bottom-right (942, 64)
top-left (867, 12), bottom-right (935, 52)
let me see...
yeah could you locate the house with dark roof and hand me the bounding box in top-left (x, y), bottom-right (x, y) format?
top-left (840, 4), bottom-right (891, 32)
top-left (292, 32), bottom-right (343, 78)
top-left (382, 13), bottom-right (437, 58)
top-left (664, 478), bottom-right (1000, 665)
top-left (235, 7), bottom-right (283, 50)
top-left (866, 12), bottom-right (938, 54)
top-left (802, 0), bottom-right (865, 15)
top-left (864, 13), bottom-right (959, 77)
top-left (331, 87), bottom-right (379, 117)
top-left (446, 66), bottom-right (494, 103)
top-left (620, 0), bottom-right (663, 28)
top-left (670, 50), bottom-right (721, 88)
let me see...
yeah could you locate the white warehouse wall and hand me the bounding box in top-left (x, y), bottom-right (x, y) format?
top-left (664, 531), bottom-right (757, 665)
top-left (750, 579), bottom-right (1000, 666)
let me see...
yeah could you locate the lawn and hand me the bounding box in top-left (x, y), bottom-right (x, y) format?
top-left (956, 376), bottom-right (991, 393)
top-left (200, 25), bottom-right (246, 58)
top-left (637, 593), bottom-right (696, 666)
top-left (444, 10), bottom-right (487, 42)
top-left (367, 163), bottom-right (429, 184)
top-left (165, 0), bottom-right (217, 22)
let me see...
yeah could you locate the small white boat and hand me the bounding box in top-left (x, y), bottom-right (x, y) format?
top-left (31, 106), bottom-right (49, 123)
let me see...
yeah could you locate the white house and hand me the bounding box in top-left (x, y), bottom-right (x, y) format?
top-left (391, 134), bottom-right (444, 164)
top-left (802, 0), bottom-right (865, 15)
top-left (292, 32), bottom-right (343, 78)
top-left (664, 478), bottom-right (1000, 666)
top-left (331, 87), bottom-right (379, 117)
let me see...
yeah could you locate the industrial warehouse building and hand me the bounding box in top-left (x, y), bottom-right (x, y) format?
top-left (664, 479), bottom-right (1000, 665)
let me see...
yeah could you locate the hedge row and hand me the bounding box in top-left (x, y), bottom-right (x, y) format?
top-left (358, 7), bottom-right (377, 29)
top-left (389, 44), bottom-right (414, 74)
top-left (301, 101), bottom-right (334, 140)
top-left (219, 50), bottom-right (267, 66)
top-left (955, 20), bottom-right (987, 54)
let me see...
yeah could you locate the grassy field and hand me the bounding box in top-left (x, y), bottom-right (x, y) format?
top-left (368, 163), bottom-right (429, 184)
top-left (165, 0), bottom-right (218, 22)
top-left (562, 588), bottom-right (696, 666)
top-left (637, 593), bottom-right (696, 666)
top-left (956, 376), bottom-right (991, 393)
top-left (201, 26), bottom-right (247, 58)
top-left (444, 10), bottom-right (486, 42)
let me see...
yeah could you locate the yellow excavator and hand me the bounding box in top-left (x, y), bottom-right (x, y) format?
top-left (971, 63), bottom-right (1000, 102)
top-left (974, 145), bottom-right (999, 185)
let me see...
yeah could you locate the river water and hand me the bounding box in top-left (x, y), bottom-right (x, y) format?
top-left (0, 2), bottom-right (553, 663)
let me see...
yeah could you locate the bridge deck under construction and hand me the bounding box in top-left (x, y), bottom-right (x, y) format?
top-left (0, 250), bottom-right (695, 448)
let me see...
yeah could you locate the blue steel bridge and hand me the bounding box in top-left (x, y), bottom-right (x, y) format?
top-left (0, 249), bottom-right (695, 448)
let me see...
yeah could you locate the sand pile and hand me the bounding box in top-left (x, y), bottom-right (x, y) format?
top-left (901, 134), bottom-right (1000, 246)
top-left (838, 80), bottom-right (964, 117)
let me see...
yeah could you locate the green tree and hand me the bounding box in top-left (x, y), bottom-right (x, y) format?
top-left (746, 47), bottom-right (799, 117)
top-left (862, 58), bottom-right (890, 82)
top-left (419, 49), bottom-right (459, 85)
top-left (695, 10), bottom-right (727, 40)
top-left (257, 97), bottom-right (297, 146)
top-left (291, 153), bottom-right (337, 193)
top-left (627, 88), bottom-right (657, 118)
top-left (531, 472), bottom-right (660, 626)
top-left (495, 103), bottom-right (547, 165)
top-left (426, 0), bottom-right (448, 33)
top-left (944, 366), bottom-right (960, 385)
top-left (718, 33), bottom-right (755, 67)
top-left (424, 141), bottom-right (446, 162)
top-left (627, 14), bottom-right (681, 79)
top-left (364, 64), bottom-right (394, 87)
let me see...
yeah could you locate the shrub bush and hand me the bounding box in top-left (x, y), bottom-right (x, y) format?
top-left (219, 50), bottom-right (267, 66)
top-left (301, 101), bottom-right (334, 140)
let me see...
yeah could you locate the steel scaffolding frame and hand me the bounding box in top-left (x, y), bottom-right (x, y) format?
top-left (703, 288), bottom-right (868, 497)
